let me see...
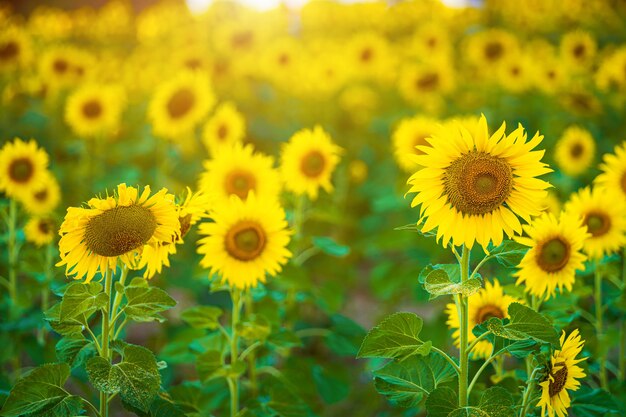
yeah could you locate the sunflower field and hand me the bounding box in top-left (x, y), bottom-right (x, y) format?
top-left (1, 0), bottom-right (626, 416)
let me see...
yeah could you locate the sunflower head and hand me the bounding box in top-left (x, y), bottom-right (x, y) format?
top-left (65, 84), bottom-right (125, 138)
top-left (595, 141), bottom-right (626, 200)
top-left (24, 216), bottom-right (56, 246)
top-left (0, 138), bottom-right (49, 199)
top-left (391, 116), bottom-right (440, 173)
top-left (554, 126), bottom-right (595, 177)
top-left (201, 101), bottom-right (246, 155)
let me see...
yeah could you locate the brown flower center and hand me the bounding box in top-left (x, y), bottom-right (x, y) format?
top-left (225, 170), bottom-right (256, 199)
top-left (179, 214), bottom-right (192, 238)
top-left (8, 158), bottom-right (34, 183)
top-left (34, 189), bottom-right (48, 202)
top-left (548, 362), bottom-right (568, 397)
top-left (185, 58), bottom-right (201, 70)
top-left (444, 151), bottom-right (513, 215)
top-left (573, 44), bottom-right (586, 59)
top-left (53, 59), bottom-right (68, 74)
top-left (584, 211), bottom-right (611, 237)
top-left (415, 72), bottom-right (440, 92)
top-left (360, 48), bottom-right (373, 62)
top-left (485, 42), bottom-right (504, 61)
top-left (84, 205), bottom-right (157, 257)
top-left (217, 123), bottom-right (228, 140)
top-left (231, 31), bottom-right (253, 49)
top-left (0, 41), bottom-right (19, 61)
top-left (82, 99), bottom-right (102, 119)
top-left (474, 304), bottom-right (505, 324)
top-left (167, 88), bottom-right (195, 119)
top-left (225, 221), bottom-right (266, 261)
top-left (621, 172), bottom-right (626, 195)
top-left (300, 150), bottom-right (326, 178)
top-left (278, 53), bottom-right (290, 66)
top-left (569, 142), bottom-right (584, 158)
top-left (38, 219), bottom-right (52, 235)
top-left (536, 237), bottom-right (570, 273)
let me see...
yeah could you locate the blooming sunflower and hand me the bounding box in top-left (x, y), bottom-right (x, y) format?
top-left (407, 115), bottom-right (552, 249)
top-left (197, 193), bottom-right (292, 289)
top-left (0, 26), bottom-right (31, 73)
top-left (560, 31), bottom-right (596, 71)
top-left (595, 141), bottom-right (626, 199)
top-left (542, 191), bottom-right (562, 216)
top-left (466, 29), bottom-right (519, 69)
top-left (18, 171), bottom-right (61, 216)
top-left (24, 217), bottom-right (56, 246)
top-left (445, 279), bottom-right (520, 359)
top-left (57, 183), bottom-right (179, 282)
top-left (515, 212), bottom-right (588, 300)
top-left (148, 71), bottom-right (215, 140)
top-left (39, 46), bottom-right (94, 91)
top-left (198, 142), bottom-right (281, 204)
top-left (398, 62), bottom-right (455, 106)
top-left (0, 138), bottom-right (49, 199)
top-left (280, 126), bottom-right (343, 200)
top-left (201, 102), bottom-right (246, 156)
top-left (391, 116), bottom-right (439, 173)
top-left (554, 126), bottom-right (595, 177)
top-left (537, 330), bottom-right (586, 417)
top-left (564, 187), bottom-right (626, 260)
top-left (65, 84), bottom-right (125, 138)
top-left (346, 31), bottom-right (395, 83)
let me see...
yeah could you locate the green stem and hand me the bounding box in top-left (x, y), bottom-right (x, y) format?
top-left (110, 265), bottom-right (129, 325)
top-left (621, 247), bottom-right (626, 381)
top-left (37, 243), bottom-right (54, 345)
top-left (7, 198), bottom-right (18, 317)
top-left (244, 292), bottom-right (257, 398)
top-left (594, 262), bottom-right (608, 390)
top-left (467, 351), bottom-right (497, 395)
top-left (99, 268), bottom-right (113, 417)
top-left (458, 246), bottom-right (470, 407)
top-left (519, 366), bottom-right (540, 417)
top-left (229, 288), bottom-right (242, 417)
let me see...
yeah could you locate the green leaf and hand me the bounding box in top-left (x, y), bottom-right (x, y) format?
top-left (488, 240), bottom-right (528, 268)
top-left (267, 329), bottom-right (302, 351)
top-left (124, 283), bottom-right (176, 322)
top-left (358, 312), bottom-right (432, 360)
top-left (44, 303), bottom-right (84, 336)
top-left (59, 282), bottom-right (107, 322)
top-left (479, 387), bottom-right (515, 417)
top-left (86, 344), bottom-right (161, 412)
top-left (196, 350), bottom-right (222, 382)
top-left (181, 306), bottom-right (223, 330)
top-left (425, 386), bottom-right (458, 417)
top-left (571, 386), bottom-right (620, 417)
top-left (394, 223), bottom-right (437, 238)
top-left (325, 314), bottom-right (366, 357)
top-left (312, 236), bottom-right (350, 257)
top-left (447, 408), bottom-right (490, 417)
top-left (372, 352), bottom-right (456, 408)
top-left (312, 365), bottom-right (349, 404)
top-left (486, 303), bottom-right (559, 346)
top-left (237, 314), bottom-right (271, 342)
top-left (0, 363), bottom-right (83, 417)
top-left (122, 394), bottom-right (187, 417)
top-left (423, 267), bottom-right (482, 300)
top-left (56, 334), bottom-right (95, 368)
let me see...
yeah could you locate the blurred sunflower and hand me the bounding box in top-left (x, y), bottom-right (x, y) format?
top-left (0, 26), bottom-right (31, 73)
top-left (0, 138), bottom-right (49, 199)
top-left (533, 58), bottom-right (568, 95)
top-left (409, 23), bottom-right (452, 61)
top-left (391, 116), bottom-right (439, 173)
top-left (398, 63), bottom-right (455, 105)
top-left (565, 187), bottom-right (626, 259)
top-left (542, 191), bottom-right (562, 216)
top-left (554, 126), bottom-right (595, 177)
top-left (595, 141), bottom-right (626, 199)
top-left (466, 29), bottom-right (519, 69)
top-left (498, 56), bottom-right (532, 93)
top-left (39, 46), bottom-right (94, 90)
top-left (407, 115), bottom-right (552, 249)
top-left (65, 84), bottom-right (125, 138)
top-left (260, 37), bottom-right (303, 88)
top-left (515, 212), bottom-right (588, 300)
top-left (560, 31), bottom-right (596, 71)
top-left (280, 126), bottom-right (343, 200)
top-left (199, 142), bottom-right (281, 203)
top-left (201, 102), bottom-right (246, 155)
top-left (148, 71), bottom-right (215, 140)
top-left (537, 330), bottom-right (586, 417)
top-left (197, 193), bottom-right (292, 289)
top-left (57, 183), bottom-right (178, 282)
top-left (18, 171), bottom-right (61, 215)
top-left (446, 279), bottom-right (519, 359)
top-left (346, 31), bottom-right (394, 83)
top-left (595, 47), bottom-right (626, 92)
top-left (24, 217), bottom-right (56, 246)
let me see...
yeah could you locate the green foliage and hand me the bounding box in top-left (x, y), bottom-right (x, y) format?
top-left (311, 236), bottom-right (350, 257)
top-left (420, 265), bottom-right (482, 300)
top-left (55, 334), bottom-right (95, 368)
top-left (357, 312), bottom-right (432, 360)
top-left (181, 306), bottom-right (224, 330)
top-left (59, 281), bottom-right (107, 322)
top-left (482, 303), bottom-right (560, 347)
top-left (124, 278), bottom-right (177, 322)
top-left (443, 387), bottom-right (515, 417)
top-left (486, 241), bottom-right (528, 268)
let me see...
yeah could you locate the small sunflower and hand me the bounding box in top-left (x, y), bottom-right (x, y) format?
top-left (197, 193), bottom-right (292, 289)
top-left (391, 116), bottom-right (439, 173)
top-left (280, 126), bottom-right (343, 200)
top-left (560, 31), bottom-right (596, 71)
top-left (39, 46), bottom-right (94, 90)
top-left (554, 126), bottom-right (595, 177)
top-left (0, 26), bottom-right (31, 73)
top-left (148, 71), bottom-right (215, 140)
top-left (407, 115), bottom-right (552, 250)
top-left (198, 142), bottom-right (281, 204)
top-left (497, 56), bottom-right (532, 93)
top-left (446, 279), bottom-right (520, 359)
top-left (564, 186), bottom-right (626, 259)
top-left (65, 84), bottom-right (125, 138)
top-left (515, 212), bottom-right (588, 300)
top-left (595, 141), bottom-right (626, 200)
top-left (24, 217), bottom-right (56, 246)
top-left (346, 31), bottom-right (395, 83)
top-left (18, 171), bottom-right (61, 216)
top-left (466, 29), bottom-right (519, 69)
top-left (57, 183), bottom-right (179, 282)
top-left (0, 138), bottom-right (49, 199)
top-left (398, 62), bottom-right (455, 105)
top-left (537, 330), bottom-right (587, 417)
top-left (542, 191), bottom-right (562, 216)
top-left (201, 102), bottom-right (246, 156)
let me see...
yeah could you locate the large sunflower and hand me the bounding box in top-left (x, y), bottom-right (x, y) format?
top-left (564, 186), bottom-right (626, 259)
top-left (24, 217), bottom-right (56, 246)
top-left (18, 171), bottom-right (61, 215)
top-left (446, 279), bottom-right (520, 359)
top-left (57, 183), bottom-right (178, 282)
top-left (0, 138), bottom-right (49, 199)
top-left (65, 84), bottom-right (125, 138)
top-left (391, 116), bottom-right (439, 173)
top-left (197, 193), bottom-right (292, 289)
top-left (407, 115), bottom-right (552, 250)
top-left (198, 142), bottom-right (281, 204)
top-left (554, 126), bottom-right (595, 177)
top-left (537, 330), bottom-right (586, 417)
top-left (280, 126), bottom-right (343, 200)
top-left (595, 141), bottom-right (626, 199)
top-left (515, 212), bottom-right (588, 300)
top-left (148, 71), bottom-right (215, 140)
top-left (201, 102), bottom-right (246, 156)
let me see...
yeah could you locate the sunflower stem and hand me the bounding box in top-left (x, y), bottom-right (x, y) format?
top-left (519, 366), bottom-right (540, 417)
top-left (7, 198), bottom-right (18, 318)
top-left (620, 247), bottom-right (626, 381)
top-left (37, 242), bottom-right (54, 345)
top-left (99, 268), bottom-right (113, 417)
top-left (229, 287), bottom-right (242, 417)
top-left (458, 245), bottom-right (470, 407)
top-left (110, 265), bottom-right (129, 326)
top-left (594, 261), bottom-right (608, 390)
top-left (244, 292), bottom-right (258, 398)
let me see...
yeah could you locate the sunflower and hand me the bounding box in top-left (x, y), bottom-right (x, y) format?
top-left (346, 31), bottom-right (395, 83)
top-left (445, 279), bottom-right (520, 359)
top-left (65, 84), bottom-right (125, 138)
top-left (515, 212), bottom-right (588, 300)
top-left (560, 31), bottom-right (596, 71)
top-left (407, 115), bottom-right (552, 250)
top-left (466, 29), bottom-right (519, 69)
top-left (39, 46), bottom-right (94, 91)
top-left (24, 217), bottom-right (56, 246)
top-left (595, 141), bottom-right (626, 200)
top-left (0, 138), bottom-right (49, 199)
top-left (497, 55), bottom-right (532, 93)
top-left (398, 62), bottom-right (455, 106)
top-left (57, 183), bottom-right (179, 282)
top-left (201, 102), bottom-right (246, 156)
top-left (542, 191), bottom-right (562, 216)
top-left (280, 125), bottom-right (343, 200)
top-left (391, 116), bottom-right (439, 173)
top-left (554, 126), bottom-right (595, 177)
top-left (18, 171), bottom-right (61, 216)
top-left (197, 193), bottom-right (292, 289)
top-left (533, 58), bottom-right (569, 95)
top-left (564, 186), bottom-right (626, 260)
top-left (198, 142), bottom-right (281, 204)
top-left (595, 47), bottom-right (626, 92)
top-left (148, 71), bottom-right (215, 140)
top-left (537, 330), bottom-right (587, 417)
top-left (409, 23), bottom-right (452, 61)
top-left (0, 26), bottom-right (31, 73)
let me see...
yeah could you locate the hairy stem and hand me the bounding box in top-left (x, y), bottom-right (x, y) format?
top-left (458, 246), bottom-right (470, 407)
top-left (594, 262), bottom-right (608, 389)
top-left (244, 292), bottom-right (257, 397)
top-left (7, 198), bottom-right (18, 317)
top-left (229, 288), bottom-right (242, 417)
top-left (99, 268), bottom-right (113, 417)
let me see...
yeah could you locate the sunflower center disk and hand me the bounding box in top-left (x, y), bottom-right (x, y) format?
top-left (537, 237), bottom-right (570, 273)
top-left (53, 59), bottom-right (68, 74)
top-left (301, 151), bottom-right (326, 178)
top-left (415, 73), bottom-right (439, 91)
top-left (620, 172), bottom-right (626, 195)
top-left (0, 41), bottom-right (19, 61)
top-left (225, 170), bottom-right (256, 199)
top-left (217, 124), bottom-right (228, 140)
top-left (82, 100), bottom-right (103, 119)
top-left (84, 205), bottom-right (157, 257)
top-left (549, 363), bottom-right (569, 397)
top-left (444, 152), bottom-right (513, 215)
top-left (34, 189), bottom-right (48, 202)
top-left (570, 143), bottom-right (584, 158)
top-left (38, 219), bottom-right (52, 234)
top-left (167, 88), bottom-right (195, 118)
top-left (485, 42), bottom-right (503, 60)
top-left (474, 304), bottom-right (505, 324)
top-left (8, 158), bottom-right (34, 183)
top-left (225, 221), bottom-right (266, 261)
top-left (585, 212), bottom-right (611, 237)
